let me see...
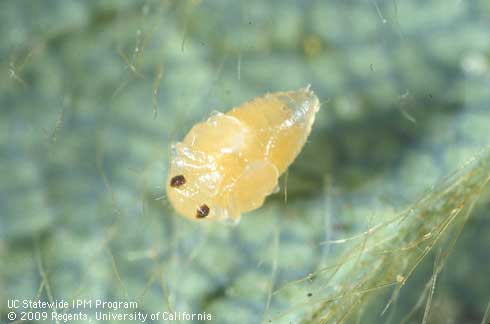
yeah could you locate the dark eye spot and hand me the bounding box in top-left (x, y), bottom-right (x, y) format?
top-left (170, 175), bottom-right (186, 187)
top-left (307, 293), bottom-right (313, 297)
top-left (196, 204), bottom-right (210, 218)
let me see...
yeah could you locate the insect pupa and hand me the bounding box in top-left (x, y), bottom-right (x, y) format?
top-left (166, 86), bottom-right (320, 223)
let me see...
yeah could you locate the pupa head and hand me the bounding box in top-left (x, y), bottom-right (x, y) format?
top-left (166, 143), bottom-right (237, 222)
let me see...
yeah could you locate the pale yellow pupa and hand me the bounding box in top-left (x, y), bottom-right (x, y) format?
top-left (167, 86), bottom-right (320, 223)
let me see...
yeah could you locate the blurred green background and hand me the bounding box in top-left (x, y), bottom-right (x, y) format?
top-left (1, 0), bottom-right (490, 323)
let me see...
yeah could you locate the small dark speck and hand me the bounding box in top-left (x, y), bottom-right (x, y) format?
top-left (170, 175), bottom-right (186, 187)
top-left (307, 293), bottom-right (313, 297)
top-left (196, 204), bottom-right (210, 218)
